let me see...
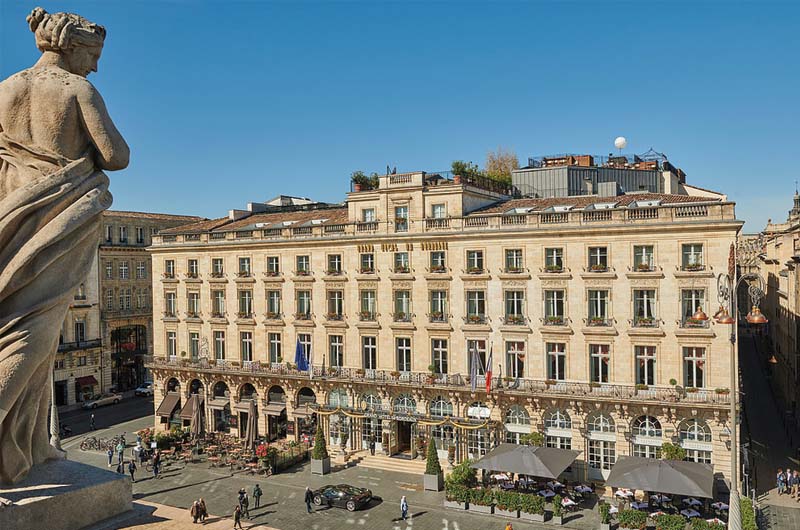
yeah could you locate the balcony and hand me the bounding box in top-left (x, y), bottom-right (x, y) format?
top-left (185, 272), bottom-right (199, 279)
top-left (632, 316), bottom-right (659, 328)
top-left (357, 267), bottom-right (375, 275)
top-left (264, 271), bottom-right (282, 278)
top-left (58, 339), bottom-right (102, 352)
top-left (162, 311), bottom-right (178, 321)
top-left (425, 218), bottom-right (450, 230)
top-left (356, 221), bottom-right (378, 233)
top-left (264, 312), bottom-right (282, 321)
top-left (235, 312), bottom-right (254, 321)
top-left (585, 317), bottom-right (611, 327)
top-left (235, 271), bottom-right (252, 278)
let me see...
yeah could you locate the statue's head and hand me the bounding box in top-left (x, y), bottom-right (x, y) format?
top-left (27, 7), bottom-right (106, 77)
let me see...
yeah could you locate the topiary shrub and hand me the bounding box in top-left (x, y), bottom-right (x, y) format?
top-left (311, 423), bottom-right (328, 460)
top-left (425, 438), bottom-right (442, 475)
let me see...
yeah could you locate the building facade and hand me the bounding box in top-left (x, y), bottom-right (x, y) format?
top-left (147, 169), bottom-right (741, 487)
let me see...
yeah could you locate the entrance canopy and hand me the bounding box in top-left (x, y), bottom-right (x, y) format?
top-left (605, 455), bottom-right (714, 499)
top-left (75, 375), bottom-right (98, 387)
top-left (156, 392), bottom-right (181, 418)
top-left (471, 443), bottom-right (580, 479)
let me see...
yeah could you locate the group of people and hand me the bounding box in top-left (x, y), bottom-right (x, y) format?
top-left (229, 485), bottom-right (263, 528)
top-left (777, 468), bottom-right (800, 499)
top-left (190, 499), bottom-right (208, 524)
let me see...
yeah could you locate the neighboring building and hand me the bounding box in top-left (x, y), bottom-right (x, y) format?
top-left (147, 163), bottom-right (741, 488)
top-left (760, 191), bottom-right (800, 437)
top-left (99, 211), bottom-right (205, 391)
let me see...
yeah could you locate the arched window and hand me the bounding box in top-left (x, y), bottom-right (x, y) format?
top-left (360, 392), bottom-right (382, 411)
top-left (328, 388), bottom-right (349, 408)
top-left (632, 416), bottom-right (662, 437)
top-left (545, 409), bottom-right (572, 430)
top-left (239, 383), bottom-right (257, 400)
top-left (430, 396), bottom-right (453, 417)
top-left (679, 419), bottom-right (712, 443)
top-left (394, 394), bottom-right (416, 414)
top-left (166, 377), bottom-right (180, 393)
top-left (467, 401), bottom-right (490, 419)
top-left (212, 381), bottom-right (228, 398)
top-left (505, 405), bottom-right (530, 425)
top-left (587, 413), bottom-right (615, 433)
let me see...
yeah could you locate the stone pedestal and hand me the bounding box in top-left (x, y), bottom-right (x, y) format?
top-left (0, 459), bottom-right (131, 530)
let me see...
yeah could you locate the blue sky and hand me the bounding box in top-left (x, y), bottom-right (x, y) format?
top-left (2, 1), bottom-right (798, 231)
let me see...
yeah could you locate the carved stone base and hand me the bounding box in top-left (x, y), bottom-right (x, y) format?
top-left (0, 459), bottom-right (131, 530)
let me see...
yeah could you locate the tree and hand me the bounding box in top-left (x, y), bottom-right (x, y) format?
top-left (519, 432), bottom-right (545, 447)
top-left (451, 160), bottom-right (482, 179)
top-left (485, 147), bottom-right (519, 186)
top-left (312, 423), bottom-right (329, 460)
top-left (425, 438), bottom-right (442, 475)
top-left (660, 442), bottom-right (686, 461)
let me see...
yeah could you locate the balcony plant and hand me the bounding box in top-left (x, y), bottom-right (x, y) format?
top-left (265, 311), bottom-right (280, 319)
top-left (358, 311), bottom-right (374, 321)
top-left (325, 268), bottom-right (342, 276)
top-left (685, 386), bottom-right (699, 393)
top-left (430, 311), bottom-right (444, 322)
top-left (684, 317), bottom-right (706, 328)
top-left (327, 367), bottom-right (338, 376)
top-left (294, 312), bottom-right (310, 320)
top-left (265, 270), bottom-right (280, 277)
top-left (505, 266), bottom-right (523, 273)
top-left (520, 493), bottom-right (546, 522)
top-left (389, 370), bottom-right (400, 380)
top-left (635, 262), bottom-right (653, 272)
top-left (544, 379), bottom-right (557, 387)
top-left (684, 262), bottom-right (705, 272)
top-left (635, 383), bottom-right (649, 391)
top-left (551, 494), bottom-right (564, 525)
top-left (358, 266), bottom-right (374, 274)
top-left (715, 387), bottom-right (730, 395)
top-left (355, 368), bottom-right (365, 377)
top-left (236, 311), bottom-right (252, 319)
top-left (618, 508), bottom-right (647, 530)
top-left (210, 271), bottom-right (224, 278)
top-left (235, 270), bottom-right (251, 278)
top-left (545, 264), bottom-right (563, 273)
top-left (351, 170), bottom-right (378, 192)
top-left (505, 314), bottom-right (525, 325)
top-left (467, 488), bottom-right (494, 514)
top-left (326, 312), bottom-right (343, 321)
top-left (588, 316), bottom-right (607, 326)
top-left (467, 314), bottom-right (484, 324)
top-left (589, 381), bottom-right (602, 389)
top-left (634, 316), bottom-right (655, 327)
top-left (590, 263), bottom-right (608, 272)
top-left (424, 439), bottom-right (444, 491)
top-left (427, 364), bottom-right (438, 384)
top-left (394, 265), bottom-right (410, 274)
top-left (466, 266), bottom-right (484, 274)
top-left (295, 269), bottom-right (310, 276)
top-left (310, 423), bottom-right (330, 475)
top-left (430, 264), bottom-right (447, 273)
top-left (393, 312), bottom-right (408, 322)
top-left (599, 502), bottom-right (612, 530)
top-left (545, 315), bottom-right (564, 325)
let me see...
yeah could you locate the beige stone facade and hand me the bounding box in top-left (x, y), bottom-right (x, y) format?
top-left (147, 172), bottom-right (742, 486)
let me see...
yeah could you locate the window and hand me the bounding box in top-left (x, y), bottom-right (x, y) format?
top-left (266, 290), bottom-right (281, 316)
top-left (327, 290), bottom-right (343, 318)
top-left (505, 405), bottom-right (530, 444)
top-left (679, 419), bottom-right (712, 464)
top-left (588, 290), bottom-right (608, 324)
top-left (430, 290), bottom-right (447, 321)
top-left (430, 251), bottom-right (446, 272)
top-left (105, 288), bottom-right (114, 310)
top-left (212, 290), bottom-right (225, 316)
top-left (77, 355), bottom-right (87, 366)
top-left (239, 332), bottom-right (253, 362)
top-left (431, 338), bottom-right (448, 374)
top-left (466, 250), bottom-right (484, 273)
top-left (505, 249), bottom-right (523, 272)
top-left (212, 258), bottom-right (224, 276)
top-left (187, 292), bottom-right (200, 315)
top-left (544, 290), bottom-right (565, 323)
top-left (545, 409), bottom-right (572, 430)
top-left (238, 290), bottom-right (253, 317)
top-left (268, 332), bottom-right (281, 364)
top-left (396, 337), bottom-right (412, 372)
top-left (214, 331), bottom-right (225, 361)
top-left (394, 394), bottom-right (416, 414)
top-left (329, 335), bottom-right (344, 367)
top-left (74, 320), bottom-right (86, 343)
top-left (360, 393), bottom-right (381, 412)
top-left (359, 290), bottom-right (376, 320)
top-left (467, 339), bottom-right (487, 375)
top-left (238, 257), bottom-right (251, 276)
top-left (394, 290), bottom-right (411, 320)
top-left (466, 290), bottom-right (486, 323)
top-left (632, 416), bottom-right (662, 437)
top-left (105, 260), bottom-right (113, 279)
top-left (137, 289), bottom-right (147, 309)
top-left (166, 331), bottom-right (177, 358)
top-left (119, 260), bottom-right (129, 279)
top-left (189, 332), bottom-right (200, 359)
top-left (684, 347), bottom-right (706, 388)
top-left (504, 291), bottom-right (525, 324)
top-left (547, 343), bottom-right (566, 381)
top-left (327, 388), bottom-right (348, 408)
top-left (587, 413), bottom-right (616, 471)
top-left (633, 245), bottom-right (654, 271)
top-left (359, 253), bottom-right (375, 273)
top-left (119, 226), bottom-right (128, 243)
top-left (327, 254), bottom-right (342, 274)
top-left (432, 203), bottom-right (446, 219)
top-left (681, 289), bottom-right (706, 325)
top-left (362, 336), bottom-right (377, 370)
top-left (136, 226), bottom-right (145, 244)
top-left (544, 409), bottom-right (573, 450)
top-left (55, 358), bottom-right (65, 370)
top-left (136, 261), bottom-right (146, 279)
top-left (545, 247), bottom-right (563, 271)
top-left (393, 252), bottom-right (410, 273)
top-left (296, 290), bottom-right (311, 318)
top-left (633, 290), bottom-right (656, 326)
top-left (105, 225), bottom-right (113, 243)
top-left (636, 346), bottom-right (657, 386)
top-left (164, 259), bottom-right (175, 278)
top-left (266, 256), bottom-right (280, 276)
top-left (394, 206), bottom-right (408, 232)
top-left (506, 341), bottom-right (525, 379)
top-left (589, 344), bottom-right (610, 383)
top-left (298, 333), bottom-right (312, 362)
top-left (187, 259), bottom-right (199, 277)
top-left (682, 243), bottom-right (704, 270)
top-left (362, 208), bottom-right (376, 222)
top-left (430, 396), bottom-right (453, 417)
top-left (296, 255), bottom-right (310, 274)
top-left (165, 292), bottom-right (177, 316)
top-left (588, 246), bottom-right (608, 271)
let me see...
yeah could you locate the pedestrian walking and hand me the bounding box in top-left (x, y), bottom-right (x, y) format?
top-left (792, 471), bottom-right (800, 499)
top-left (128, 459), bottom-right (137, 482)
top-left (152, 451), bottom-right (160, 479)
top-left (304, 486), bottom-right (314, 513)
top-left (778, 468), bottom-right (786, 495)
top-left (238, 488), bottom-right (246, 511)
top-left (116, 441), bottom-right (125, 465)
top-left (198, 498), bottom-right (208, 522)
top-left (369, 435), bottom-right (376, 456)
top-left (252, 484), bottom-right (262, 508)
top-left (505, 524), bottom-right (514, 530)
top-left (90, 413), bottom-right (95, 430)
top-left (233, 505), bottom-right (244, 529)
top-left (190, 500), bottom-right (200, 524)
top-left (241, 491), bottom-right (250, 519)
top-left (107, 448), bottom-right (114, 467)
top-left (400, 495), bottom-right (408, 520)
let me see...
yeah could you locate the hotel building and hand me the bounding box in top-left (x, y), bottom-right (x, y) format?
top-left (147, 155), bottom-right (742, 488)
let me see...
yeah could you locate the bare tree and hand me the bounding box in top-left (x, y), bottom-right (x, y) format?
top-left (485, 147), bottom-right (519, 185)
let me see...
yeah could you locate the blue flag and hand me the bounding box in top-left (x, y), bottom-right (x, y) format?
top-left (295, 339), bottom-right (308, 371)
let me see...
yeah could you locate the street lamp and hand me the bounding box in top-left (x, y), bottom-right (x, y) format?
top-left (715, 265), bottom-right (767, 530)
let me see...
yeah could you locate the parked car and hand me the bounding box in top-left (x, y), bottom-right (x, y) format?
top-left (312, 484), bottom-right (373, 512)
top-left (82, 393), bottom-right (123, 409)
top-left (134, 382), bottom-right (154, 396)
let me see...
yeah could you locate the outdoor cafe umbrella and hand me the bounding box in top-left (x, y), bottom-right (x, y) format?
top-left (189, 394), bottom-right (203, 439)
top-left (244, 398), bottom-right (257, 449)
top-left (605, 455), bottom-right (714, 499)
top-left (471, 443), bottom-right (580, 479)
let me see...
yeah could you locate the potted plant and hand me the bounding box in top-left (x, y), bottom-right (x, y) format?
top-left (467, 488), bottom-right (494, 514)
top-left (636, 262), bottom-right (653, 272)
top-left (545, 264), bottom-right (563, 272)
top-left (684, 262), bottom-right (705, 272)
top-left (310, 423), bottom-right (330, 475)
top-left (351, 170), bottom-right (378, 192)
top-left (669, 378), bottom-right (678, 386)
top-left (430, 264), bottom-right (446, 273)
top-left (685, 317), bottom-right (706, 328)
top-left (447, 445), bottom-right (456, 464)
top-left (655, 514), bottom-right (688, 530)
top-left (265, 311), bottom-right (279, 319)
top-left (634, 316), bottom-right (655, 327)
top-left (495, 490), bottom-right (522, 518)
top-left (715, 387), bottom-right (730, 395)
top-left (551, 494), bottom-right (564, 525)
top-left (520, 493), bottom-right (546, 522)
top-left (599, 502), bottom-right (614, 530)
top-left (358, 310), bottom-right (373, 321)
top-left (546, 316), bottom-right (564, 325)
top-left (444, 483), bottom-right (469, 510)
top-left (589, 316), bottom-right (606, 326)
top-left (618, 508), bottom-right (647, 530)
top-left (427, 364), bottom-right (438, 384)
top-left (423, 439), bottom-right (444, 491)
top-left (466, 266), bottom-right (483, 274)
top-left (590, 263), bottom-right (608, 272)
top-left (430, 311), bottom-right (444, 322)
top-left (355, 368), bottom-right (365, 377)
top-left (389, 370), bottom-right (400, 380)
top-left (467, 314), bottom-right (484, 324)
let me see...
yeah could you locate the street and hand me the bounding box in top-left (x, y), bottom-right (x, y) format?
top-left (60, 394), bottom-right (154, 440)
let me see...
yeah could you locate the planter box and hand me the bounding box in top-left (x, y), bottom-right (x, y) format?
top-left (423, 473), bottom-right (444, 492)
top-left (521, 512), bottom-right (546, 522)
top-left (550, 515), bottom-right (563, 525)
top-left (468, 504), bottom-right (494, 514)
top-left (310, 457), bottom-right (330, 475)
top-left (495, 508), bottom-right (520, 518)
top-left (443, 500), bottom-right (467, 510)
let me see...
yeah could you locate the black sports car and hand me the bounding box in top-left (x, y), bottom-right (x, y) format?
top-left (312, 484), bottom-right (373, 511)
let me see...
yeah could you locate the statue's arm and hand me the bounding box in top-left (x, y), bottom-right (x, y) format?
top-left (76, 82), bottom-right (130, 171)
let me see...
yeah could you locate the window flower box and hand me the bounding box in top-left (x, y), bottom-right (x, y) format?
top-left (430, 265), bottom-right (447, 273)
top-left (590, 264), bottom-right (608, 272)
top-left (683, 263), bottom-right (705, 272)
top-left (715, 387), bottom-right (730, 395)
top-left (684, 318), bottom-right (707, 328)
top-left (429, 311), bottom-right (445, 322)
top-left (504, 266), bottom-right (523, 274)
top-left (393, 266), bottom-right (410, 274)
top-left (588, 317), bottom-right (608, 326)
top-left (236, 312), bottom-right (252, 319)
top-left (466, 267), bottom-right (485, 274)
top-left (265, 312), bottom-right (280, 320)
top-left (467, 314), bottom-right (486, 324)
top-left (294, 312), bottom-right (311, 320)
top-left (545, 264), bottom-right (563, 273)
top-left (265, 271), bottom-right (280, 277)
top-left (325, 269), bottom-right (343, 276)
top-left (326, 313), bottom-right (343, 321)
top-left (389, 371), bottom-right (400, 380)
top-left (295, 270), bottom-right (311, 276)
top-left (210, 271), bottom-right (224, 278)
top-left (358, 311), bottom-right (375, 321)
top-left (358, 267), bottom-right (374, 274)
top-left (505, 315), bottom-right (526, 325)
top-left (634, 316), bottom-right (656, 327)
top-left (235, 271), bottom-right (251, 278)
top-left (545, 316), bottom-right (564, 326)
top-left (393, 312), bottom-right (410, 322)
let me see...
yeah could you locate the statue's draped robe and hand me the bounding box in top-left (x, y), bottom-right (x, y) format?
top-left (0, 131), bottom-right (110, 484)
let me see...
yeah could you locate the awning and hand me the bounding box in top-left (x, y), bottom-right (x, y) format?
top-left (234, 399), bottom-right (257, 412)
top-left (605, 455), bottom-right (714, 499)
top-left (207, 397), bottom-right (230, 410)
top-left (156, 393), bottom-right (181, 418)
top-left (292, 406), bottom-right (315, 419)
top-left (263, 402), bottom-right (287, 416)
top-left (471, 443), bottom-right (581, 479)
top-left (179, 395), bottom-right (205, 420)
top-left (75, 375), bottom-right (98, 387)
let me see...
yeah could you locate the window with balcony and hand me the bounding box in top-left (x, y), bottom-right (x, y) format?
top-left (266, 290), bottom-right (281, 317)
top-left (187, 259), bottom-right (198, 278)
top-left (431, 338), bottom-right (448, 374)
top-left (682, 243), bottom-right (704, 271)
top-left (189, 332), bottom-right (200, 359)
top-left (74, 320), bottom-right (86, 343)
top-left (329, 335), bottom-right (344, 368)
top-left (136, 261), bottom-right (146, 279)
top-left (633, 289), bottom-right (657, 326)
top-left (547, 342), bottom-right (566, 380)
top-left (429, 290), bottom-right (447, 322)
top-left (238, 290), bottom-right (253, 318)
top-left (545, 247), bottom-right (564, 272)
top-left (164, 259), bottom-right (175, 278)
top-left (467, 339), bottom-right (487, 375)
top-left (166, 331), bottom-right (177, 358)
top-left (238, 257), bottom-right (251, 277)
top-left (589, 344), bottom-right (610, 383)
top-left (298, 333), bottom-right (312, 361)
top-left (466, 250), bottom-right (484, 273)
top-left (588, 290), bottom-right (609, 325)
top-left (394, 205), bottom-right (408, 232)
top-left (362, 336), bottom-right (377, 370)
top-left (359, 290), bottom-right (376, 320)
top-left (266, 256), bottom-right (280, 276)
top-left (187, 292), bottom-right (200, 316)
top-left (544, 290), bottom-right (565, 325)
top-left (430, 251), bottom-right (446, 272)
top-left (212, 258), bottom-right (224, 277)
top-left (296, 255), bottom-right (310, 275)
top-left (119, 260), bottom-right (129, 279)
top-left (268, 332), bottom-right (281, 364)
top-left (394, 290), bottom-right (411, 321)
top-left (504, 291), bottom-right (525, 325)
top-left (506, 340), bottom-right (525, 379)
top-left (213, 331), bottom-right (225, 360)
top-left (165, 292), bottom-right (177, 317)
top-left (684, 347), bottom-right (705, 388)
top-left (681, 289), bottom-right (706, 327)
top-left (119, 226), bottom-right (128, 244)
top-left (466, 290), bottom-right (486, 324)
top-left (136, 226), bottom-right (145, 244)
top-left (588, 246), bottom-right (608, 271)
top-left (326, 254), bottom-right (342, 275)
top-left (633, 245), bottom-right (654, 271)
top-left (393, 252), bottom-right (410, 273)
top-left (326, 290), bottom-right (344, 319)
top-left (211, 290), bottom-right (225, 317)
top-left (505, 249), bottom-right (523, 272)
top-left (396, 337), bottom-right (412, 372)
top-left (432, 203), bottom-right (447, 219)
top-left (362, 208), bottom-right (376, 223)
top-left (636, 345), bottom-right (656, 386)
top-left (296, 290), bottom-right (311, 318)
top-left (240, 331), bottom-right (253, 362)
top-left (359, 253), bottom-right (375, 273)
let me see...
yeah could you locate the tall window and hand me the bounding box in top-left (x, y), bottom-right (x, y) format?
top-left (505, 405), bottom-right (531, 444)
top-left (466, 250), bottom-right (484, 272)
top-left (212, 258), bottom-right (224, 276)
top-left (166, 331), bottom-right (177, 357)
top-left (633, 289), bottom-right (656, 325)
top-left (105, 260), bottom-right (113, 279)
top-left (393, 252), bottom-right (410, 273)
top-left (589, 344), bottom-right (610, 383)
top-left (165, 292), bottom-right (177, 316)
top-left (187, 259), bottom-right (199, 277)
top-left (327, 290), bottom-right (344, 318)
top-left (396, 337), bottom-right (412, 372)
top-left (74, 320), bottom-right (86, 342)
top-left (636, 346), bottom-right (656, 386)
top-left (329, 335), bottom-right (344, 367)
top-left (545, 409), bottom-right (572, 450)
top-left (240, 332), bottom-right (253, 362)
top-left (119, 288), bottom-right (131, 310)
top-left (430, 290), bottom-right (447, 321)
top-left (266, 256), bottom-right (280, 275)
top-left (105, 288), bottom-right (114, 310)
top-left (119, 260), bottom-right (129, 279)
top-left (238, 290), bottom-right (253, 317)
top-left (633, 245), bottom-right (654, 270)
top-left (359, 253), bottom-right (375, 273)
top-left (136, 261), bottom-right (146, 279)
top-left (467, 339), bottom-right (487, 375)
top-left (360, 290), bottom-right (376, 319)
top-left (238, 257), bottom-right (251, 276)
top-left (466, 290), bottom-right (486, 322)
top-left (136, 226), bottom-right (145, 244)
top-left (394, 205), bottom-right (408, 232)
top-left (298, 333), bottom-right (312, 362)
top-left (681, 289), bottom-right (706, 324)
top-left (431, 203), bottom-right (447, 219)
top-left (137, 289), bottom-right (148, 309)
top-left (632, 416), bottom-right (662, 458)
top-left (588, 290), bottom-right (608, 323)
top-left (268, 332), bottom-right (281, 364)
top-left (189, 332), bottom-right (200, 359)
top-left (212, 290), bottom-right (225, 316)
top-left (431, 338), bottom-right (448, 374)
top-left (164, 259), bottom-right (175, 277)
top-left (361, 208), bottom-right (376, 222)
top-left (119, 226), bottom-right (128, 243)
top-left (684, 347), bottom-right (706, 388)
top-left (680, 419), bottom-right (712, 464)
top-left (505, 249), bottom-right (523, 271)
top-left (266, 290), bottom-right (281, 316)
top-left (430, 251), bottom-right (446, 272)
top-left (506, 341), bottom-right (525, 379)
top-left (682, 243), bottom-right (704, 270)
top-left (327, 254), bottom-right (342, 274)
top-left (187, 292), bottom-right (200, 315)
top-left (505, 291), bottom-right (524, 323)
top-left (587, 413), bottom-right (616, 471)
top-left (547, 342), bottom-right (566, 380)
top-left (588, 246), bottom-right (608, 271)
top-left (545, 247), bottom-right (563, 271)
top-left (105, 225), bottom-right (113, 242)
top-left (296, 290), bottom-right (311, 317)
top-left (362, 336), bottom-right (377, 370)
top-left (296, 255), bottom-right (310, 274)
top-left (544, 290), bottom-right (565, 323)
top-left (394, 290), bottom-right (411, 320)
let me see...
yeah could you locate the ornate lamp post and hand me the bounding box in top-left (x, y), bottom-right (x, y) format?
top-left (714, 250), bottom-right (767, 530)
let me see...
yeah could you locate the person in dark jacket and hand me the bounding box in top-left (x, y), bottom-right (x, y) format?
top-left (128, 459), bottom-right (137, 482)
top-left (304, 486), bottom-right (314, 513)
top-left (233, 505), bottom-right (244, 529)
top-left (252, 484), bottom-right (262, 508)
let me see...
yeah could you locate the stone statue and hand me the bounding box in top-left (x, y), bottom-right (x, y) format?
top-left (0, 7), bottom-right (129, 484)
